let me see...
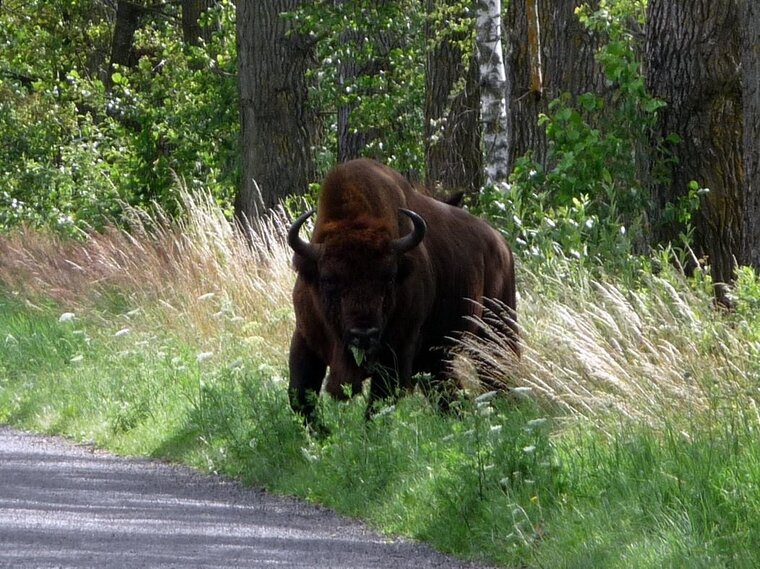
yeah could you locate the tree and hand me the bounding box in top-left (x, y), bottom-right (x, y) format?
top-left (740, 0), bottom-right (760, 270)
top-left (235, 0), bottom-right (317, 221)
top-left (110, 1), bottom-right (144, 69)
top-left (646, 0), bottom-right (743, 298)
top-left (333, 0), bottom-right (396, 163)
top-left (476, 0), bottom-right (509, 188)
top-left (424, 0), bottom-right (481, 197)
top-left (181, 0), bottom-right (216, 46)
top-left (505, 0), bottom-right (606, 173)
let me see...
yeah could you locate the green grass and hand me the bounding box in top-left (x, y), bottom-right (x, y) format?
top-left (2, 290), bottom-right (760, 568)
top-left (1, 193), bottom-right (760, 567)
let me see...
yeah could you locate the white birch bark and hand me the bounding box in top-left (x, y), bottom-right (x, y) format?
top-left (476, 0), bottom-right (510, 189)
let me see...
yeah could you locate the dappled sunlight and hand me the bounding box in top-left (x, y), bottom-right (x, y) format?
top-left (456, 264), bottom-right (760, 430)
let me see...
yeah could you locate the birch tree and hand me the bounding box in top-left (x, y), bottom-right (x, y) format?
top-left (476, 0), bottom-right (509, 188)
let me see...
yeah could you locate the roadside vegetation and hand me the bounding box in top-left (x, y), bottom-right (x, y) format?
top-left (2, 1), bottom-right (759, 567)
top-left (2, 192), bottom-right (760, 568)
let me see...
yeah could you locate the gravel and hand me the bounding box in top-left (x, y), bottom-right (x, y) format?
top-left (0, 426), bottom-right (496, 569)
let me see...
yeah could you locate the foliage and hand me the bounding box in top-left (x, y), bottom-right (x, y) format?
top-left (106, 2), bottom-right (239, 215)
top-left (289, 0), bottom-right (427, 176)
top-left (477, 0), bottom-right (674, 268)
top-left (0, 0), bottom-right (238, 233)
top-left (0, 0), bottom-right (120, 233)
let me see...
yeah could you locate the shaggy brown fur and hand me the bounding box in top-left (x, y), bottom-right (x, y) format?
top-left (288, 158), bottom-right (518, 426)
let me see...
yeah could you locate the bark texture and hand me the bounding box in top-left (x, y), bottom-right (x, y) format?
top-left (476, 0), bottom-right (509, 187)
top-left (505, 0), bottom-right (604, 172)
top-left (110, 1), bottom-right (143, 69)
top-left (740, 0), bottom-right (760, 269)
top-left (181, 0), bottom-right (216, 46)
top-left (424, 0), bottom-right (482, 198)
top-left (337, 31), bottom-right (372, 163)
top-left (646, 0), bottom-right (743, 290)
top-left (335, 1), bottom-right (394, 163)
top-left (236, 0), bottom-right (316, 221)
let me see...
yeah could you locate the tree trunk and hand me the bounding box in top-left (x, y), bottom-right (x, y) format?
top-left (110, 1), bottom-right (143, 69)
top-left (337, 31), bottom-right (371, 163)
top-left (424, 0), bottom-right (482, 198)
top-left (505, 0), bottom-right (604, 172)
top-left (335, 0), bottom-right (394, 163)
top-left (235, 0), bottom-right (317, 221)
top-left (476, 0), bottom-right (509, 187)
top-left (181, 0), bottom-right (216, 46)
top-left (740, 0), bottom-right (760, 270)
top-left (646, 0), bottom-right (743, 294)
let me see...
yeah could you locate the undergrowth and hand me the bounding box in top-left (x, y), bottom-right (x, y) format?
top-left (1, 191), bottom-right (760, 568)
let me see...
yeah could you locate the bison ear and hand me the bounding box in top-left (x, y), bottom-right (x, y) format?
top-left (396, 254), bottom-right (415, 284)
top-left (293, 253), bottom-right (319, 282)
top-left (444, 191), bottom-right (465, 208)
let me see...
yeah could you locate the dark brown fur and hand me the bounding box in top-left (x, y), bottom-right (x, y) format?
top-left (288, 158), bottom-right (518, 426)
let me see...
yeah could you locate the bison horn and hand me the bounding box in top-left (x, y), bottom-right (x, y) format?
top-left (391, 208), bottom-right (426, 254)
top-left (287, 209), bottom-right (321, 262)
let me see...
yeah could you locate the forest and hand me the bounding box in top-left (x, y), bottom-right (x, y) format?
top-left (1, 1), bottom-right (760, 567)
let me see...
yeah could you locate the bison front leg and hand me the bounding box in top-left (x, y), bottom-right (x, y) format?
top-left (288, 331), bottom-right (327, 430)
top-left (365, 349), bottom-right (414, 420)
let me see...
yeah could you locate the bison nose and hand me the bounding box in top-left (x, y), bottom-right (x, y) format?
top-left (347, 327), bottom-right (381, 350)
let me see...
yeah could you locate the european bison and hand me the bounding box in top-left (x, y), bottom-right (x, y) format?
top-left (288, 158), bottom-right (518, 426)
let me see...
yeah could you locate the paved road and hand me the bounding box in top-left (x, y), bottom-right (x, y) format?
top-left (0, 426), bottom-right (494, 569)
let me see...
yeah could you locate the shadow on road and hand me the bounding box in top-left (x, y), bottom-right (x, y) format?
top-left (0, 427), bottom-right (489, 569)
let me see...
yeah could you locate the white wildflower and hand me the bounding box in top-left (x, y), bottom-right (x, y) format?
top-left (301, 447), bottom-right (319, 463)
top-left (374, 405), bottom-right (396, 418)
top-left (479, 405), bottom-right (494, 417)
top-left (475, 390), bottom-right (499, 404)
top-left (196, 351), bottom-right (213, 363)
top-left (526, 418), bottom-right (548, 429)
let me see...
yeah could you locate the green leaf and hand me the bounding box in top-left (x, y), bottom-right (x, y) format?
top-left (350, 346), bottom-right (365, 367)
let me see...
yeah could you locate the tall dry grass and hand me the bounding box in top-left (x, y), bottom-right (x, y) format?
top-left (0, 190), bottom-right (297, 365)
top-left (1, 191), bottom-right (757, 428)
top-left (456, 264), bottom-right (760, 429)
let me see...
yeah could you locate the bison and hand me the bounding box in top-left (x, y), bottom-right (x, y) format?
top-left (288, 158), bottom-right (518, 427)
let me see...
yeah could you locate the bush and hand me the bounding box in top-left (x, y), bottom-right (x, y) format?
top-left (477, 0), bottom-right (672, 269)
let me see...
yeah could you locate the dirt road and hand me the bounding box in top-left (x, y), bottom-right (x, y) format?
top-left (0, 426), bottom-right (493, 569)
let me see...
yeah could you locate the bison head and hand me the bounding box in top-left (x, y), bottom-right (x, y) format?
top-left (289, 208), bottom-right (426, 363)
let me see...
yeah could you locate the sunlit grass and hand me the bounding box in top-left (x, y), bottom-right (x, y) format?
top-left (0, 189), bottom-right (295, 367)
top-left (1, 189), bottom-right (760, 568)
top-left (457, 262), bottom-right (760, 430)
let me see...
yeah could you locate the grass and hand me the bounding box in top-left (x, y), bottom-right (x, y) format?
top-left (1, 190), bottom-right (760, 567)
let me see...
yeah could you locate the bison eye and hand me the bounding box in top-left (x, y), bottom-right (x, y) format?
top-left (381, 272), bottom-right (396, 286)
top-left (319, 275), bottom-right (340, 294)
